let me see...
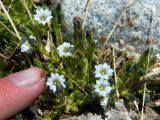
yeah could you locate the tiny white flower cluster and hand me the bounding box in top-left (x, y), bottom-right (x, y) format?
top-left (20, 41), bottom-right (32, 53)
top-left (46, 73), bottom-right (66, 93)
top-left (29, 35), bottom-right (36, 40)
top-left (57, 42), bottom-right (74, 57)
top-left (94, 63), bottom-right (113, 80)
top-left (94, 63), bottom-right (113, 97)
top-left (95, 79), bottom-right (112, 97)
top-left (20, 35), bottom-right (36, 53)
top-left (34, 7), bottom-right (53, 25)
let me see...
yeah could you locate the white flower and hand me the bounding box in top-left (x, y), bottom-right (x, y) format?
top-left (34, 7), bottom-right (53, 25)
top-left (95, 79), bottom-right (112, 97)
top-left (94, 39), bottom-right (100, 47)
top-left (94, 63), bottom-right (113, 80)
top-left (46, 73), bottom-right (66, 93)
top-left (57, 42), bottom-right (74, 57)
top-left (29, 35), bottom-right (36, 40)
top-left (20, 40), bottom-right (32, 53)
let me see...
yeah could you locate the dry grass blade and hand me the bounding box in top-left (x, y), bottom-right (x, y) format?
top-left (20, 0), bottom-right (34, 25)
top-left (113, 46), bottom-right (120, 101)
top-left (103, 0), bottom-right (136, 45)
top-left (44, 31), bottom-right (55, 60)
top-left (0, 53), bottom-right (9, 59)
top-left (115, 55), bottom-right (124, 69)
top-left (0, 0), bottom-right (32, 67)
top-left (140, 44), bottom-right (152, 120)
top-left (82, 0), bottom-right (91, 30)
top-left (104, 10), bottom-right (125, 46)
top-left (144, 67), bottom-right (160, 78)
top-left (0, 0), bottom-right (21, 60)
top-left (0, 0), bottom-right (21, 40)
top-left (140, 0), bottom-right (159, 118)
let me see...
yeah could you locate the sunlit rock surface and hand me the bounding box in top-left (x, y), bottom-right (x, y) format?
top-left (60, 0), bottom-right (160, 52)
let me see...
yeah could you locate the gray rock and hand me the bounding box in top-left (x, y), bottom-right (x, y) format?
top-left (60, 0), bottom-right (160, 51)
top-left (58, 100), bottom-right (160, 120)
top-left (59, 113), bottom-right (103, 120)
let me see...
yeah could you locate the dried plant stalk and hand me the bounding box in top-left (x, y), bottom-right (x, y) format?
top-left (0, 0), bottom-right (21, 40)
top-left (0, 0), bottom-right (21, 60)
top-left (140, 44), bottom-right (152, 120)
top-left (82, 0), bottom-right (91, 30)
top-left (20, 0), bottom-right (34, 25)
top-left (112, 46), bottom-right (120, 101)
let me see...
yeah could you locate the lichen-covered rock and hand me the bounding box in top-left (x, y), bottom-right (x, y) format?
top-left (59, 113), bottom-right (103, 120)
top-left (60, 0), bottom-right (160, 51)
top-left (59, 99), bottom-right (160, 120)
top-left (105, 100), bottom-right (132, 120)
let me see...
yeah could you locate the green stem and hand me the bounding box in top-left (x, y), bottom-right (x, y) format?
top-left (20, 0), bottom-right (34, 25)
top-left (68, 74), bottom-right (87, 95)
top-left (140, 44), bottom-right (152, 120)
top-left (0, 0), bottom-right (21, 40)
top-left (0, 21), bottom-right (18, 39)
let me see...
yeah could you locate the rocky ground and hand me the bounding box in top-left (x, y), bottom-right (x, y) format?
top-left (59, 99), bottom-right (160, 120)
top-left (10, 99), bottom-right (160, 120)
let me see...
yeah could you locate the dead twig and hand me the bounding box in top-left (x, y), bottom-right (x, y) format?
top-left (0, 53), bottom-right (9, 59)
top-left (0, 42), bottom-right (22, 59)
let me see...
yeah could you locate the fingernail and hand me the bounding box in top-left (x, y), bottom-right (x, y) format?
top-left (8, 67), bottom-right (44, 88)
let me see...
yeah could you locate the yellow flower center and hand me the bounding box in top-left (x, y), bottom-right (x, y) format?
top-left (40, 14), bottom-right (46, 21)
top-left (53, 80), bottom-right (59, 86)
top-left (100, 69), bottom-right (106, 75)
top-left (99, 85), bottom-right (105, 91)
top-left (63, 47), bottom-right (69, 53)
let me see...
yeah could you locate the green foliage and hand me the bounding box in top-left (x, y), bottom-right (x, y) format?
top-left (0, 1), bottom-right (99, 118)
top-left (0, 1), bottom-right (157, 119)
top-left (116, 48), bottom-right (155, 101)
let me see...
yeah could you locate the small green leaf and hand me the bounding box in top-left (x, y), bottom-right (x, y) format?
top-left (34, 58), bottom-right (43, 68)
